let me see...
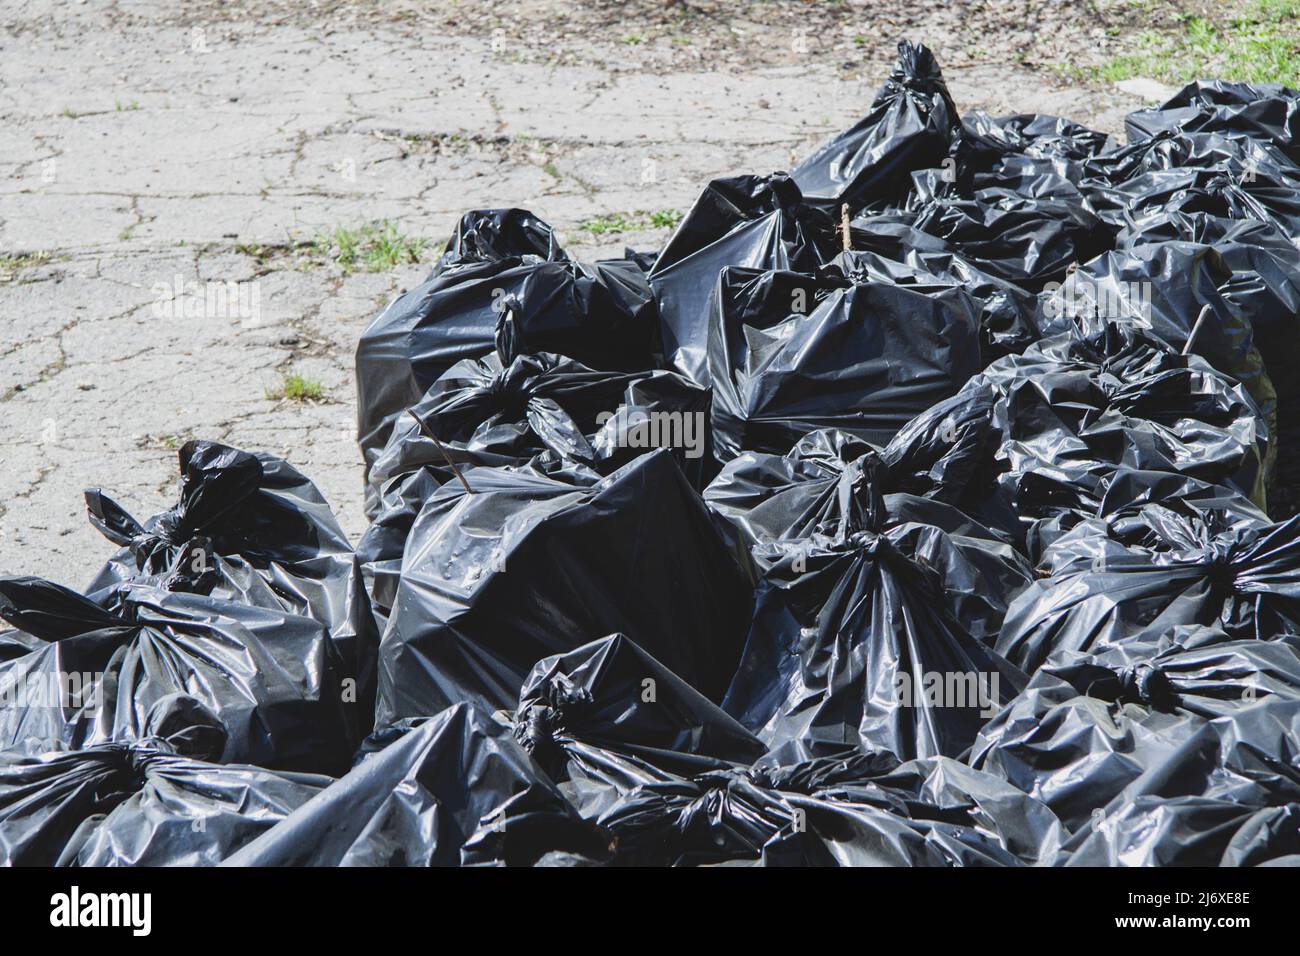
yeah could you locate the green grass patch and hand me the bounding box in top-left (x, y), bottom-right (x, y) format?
top-left (1091, 0), bottom-right (1300, 85)
top-left (0, 251), bottom-right (53, 279)
top-left (266, 374), bottom-right (325, 402)
top-left (312, 221), bottom-right (429, 274)
top-left (236, 222), bottom-right (429, 274)
top-left (578, 209), bottom-right (683, 236)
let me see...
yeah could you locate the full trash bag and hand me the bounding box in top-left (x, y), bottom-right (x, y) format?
top-left (356, 208), bottom-right (658, 478)
top-left (971, 620), bottom-right (1300, 835)
top-left (359, 342), bottom-right (712, 635)
top-left (1115, 211), bottom-right (1300, 516)
top-left (974, 322), bottom-right (1271, 541)
top-left (648, 173), bottom-right (838, 386)
top-left (0, 695), bottom-right (331, 866)
top-left (513, 633), bottom-right (767, 818)
top-left (958, 111), bottom-right (1111, 186)
top-left (996, 500), bottom-right (1300, 675)
top-left (791, 41), bottom-right (958, 212)
top-left (366, 346), bottom-right (711, 509)
top-left (1037, 239), bottom-right (1278, 448)
top-left (376, 449), bottom-right (753, 725)
top-left (1082, 130), bottom-right (1300, 242)
top-left (594, 745), bottom-right (1060, 866)
top-left (851, 146), bottom-right (1110, 295)
top-left (832, 243), bottom-right (1040, 360)
top-left (873, 383), bottom-right (1023, 545)
top-left (707, 441), bottom-right (1028, 760)
top-left (84, 439), bottom-right (376, 727)
top-left (224, 701), bottom-right (611, 866)
top-left (0, 577), bottom-right (357, 773)
top-left (708, 265), bottom-right (982, 461)
top-left (511, 632), bottom-right (1061, 865)
top-left (764, 748), bottom-right (1064, 864)
top-left (1058, 697), bottom-right (1300, 865)
top-left (704, 428), bottom-right (1032, 630)
top-left (1125, 80), bottom-right (1300, 165)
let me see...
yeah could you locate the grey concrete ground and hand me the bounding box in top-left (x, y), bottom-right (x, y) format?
top-left (0, 1), bottom-right (1159, 582)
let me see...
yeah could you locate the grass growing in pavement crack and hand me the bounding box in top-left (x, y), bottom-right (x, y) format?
top-left (233, 221), bottom-right (429, 274)
top-left (266, 374), bottom-right (325, 402)
top-left (312, 221), bottom-right (429, 274)
top-left (578, 209), bottom-right (683, 236)
top-left (1086, 0), bottom-right (1300, 85)
top-left (0, 251), bottom-right (54, 281)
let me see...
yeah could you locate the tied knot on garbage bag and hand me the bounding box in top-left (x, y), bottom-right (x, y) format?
top-left (1115, 663), bottom-right (1179, 709)
top-left (1200, 539), bottom-right (1243, 592)
top-left (139, 693), bottom-right (230, 762)
top-left (836, 452), bottom-right (892, 536)
top-left (485, 358), bottom-right (537, 422)
top-left (513, 676), bottom-right (594, 774)
top-left (86, 440), bottom-right (266, 581)
top-left (105, 694), bottom-right (230, 786)
top-left (491, 294), bottom-right (529, 366)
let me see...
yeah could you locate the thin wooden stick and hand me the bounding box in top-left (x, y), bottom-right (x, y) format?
top-left (407, 409), bottom-right (475, 494)
top-left (841, 203), bottom-right (851, 252)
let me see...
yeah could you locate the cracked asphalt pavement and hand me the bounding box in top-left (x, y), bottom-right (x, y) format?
top-left (0, 0), bottom-right (1153, 581)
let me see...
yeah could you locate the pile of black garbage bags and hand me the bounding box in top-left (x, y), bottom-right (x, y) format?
top-left (8, 42), bottom-right (1300, 867)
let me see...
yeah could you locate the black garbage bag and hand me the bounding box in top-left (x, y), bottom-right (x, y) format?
top-left (0, 695), bottom-right (331, 866)
top-left (224, 701), bottom-right (611, 866)
top-left (84, 439), bottom-right (376, 726)
top-left (708, 265), bottom-right (982, 461)
top-left (366, 338), bottom-right (712, 516)
top-left (753, 746), bottom-right (1064, 865)
top-left (790, 41), bottom-right (958, 212)
top-left (513, 639), bottom-right (1044, 862)
top-left (976, 322), bottom-right (1270, 534)
top-left (1086, 129), bottom-right (1298, 200)
top-left (832, 243), bottom-right (1040, 360)
top-left (874, 383), bottom-right (1023, 545)
top-left (876, 177), bottom-right (1110, 294)
top-left (0, 578), bottom-right (357, 774)
top-left (1039, 240), bottom-right (1277, 441)
top-left (996, 501), bottom-right (1300, 674)
top-left (849, 131), bottom-right (1112, 292)
top-left (593, 747), bottom-right (1058, 866)
top-left (648, 173), bottom-right (838, 386)
top-left (356, 208), bottom-right (658, 476)
top-left (1023, 467), bottom-right (1273, 566)
top-left (1047, 629), bottom-right (1300, 720)
top-left (1057, 467), bottom-right (1272, 553)
top-left (972, 622), bottom-right (1300, 838)
top-left (709, 445), bottom-right (1027, 760)
top-left (958, 111), bottom-right (1111, 185)
top-left (704, 429), bottom-right (1032, 632)
top-left (970, 659), bottom-right (1207, 838)
top-left (359, 344), bottom-right (712, 635)
top-left (1116, 211), bottom-right (1300, 516)
top-left (1083, 131), bottom-right (1300, 241)
top-left (1125, 80), bottom-right (1300, 165)
top-left (513, 634), bottom-right (766, 818)
top-left (1065, 791), bottom-right (1300, 866)
top-left (376, 449), bottom-right (753, 725)
top-left (1058, 697), bottom-right (1300, 866)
